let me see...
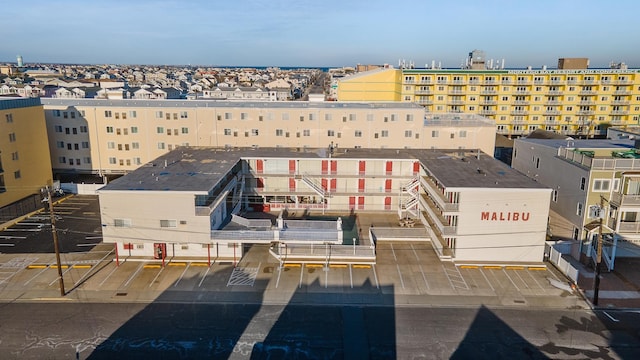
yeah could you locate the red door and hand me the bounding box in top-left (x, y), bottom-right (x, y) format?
top-left (257, 177), bottom-right (264, 191)
top-left (256, 159), bottom-right (264, 174)
top-left (289, 178), bottom-right (296, 191)
top-left (386, 161), bottom-right (393, 175)
top-left (358, 178), bottom-right (365, 192)
top-left (385, 196), bottom-right (392, 210)
top-left (330, 160), bottom-right (337, 175)
top-left (321, 160), bottom-right (328, 175)
top-left (358, 196), bottom-right (365, 210)
top-left (289, 160), bottom-right (296, 174)
top-left (321, 178), bottom-right (328, 191)
top-left (349, 196), bottom-right (356, 210)
top-left (330, 179), bottom-right (337, 193)
top-left (413, 161), bottom-right (420, 175)
top-left (358, 160), bottom-right (366, 175)
top-left (385, 179), bottom-right (392, 193)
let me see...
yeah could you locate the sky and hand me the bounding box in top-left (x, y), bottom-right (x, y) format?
top-left (2, 0), bottom-right (639, 68)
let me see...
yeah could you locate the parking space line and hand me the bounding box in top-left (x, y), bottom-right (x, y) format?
top-left (502, 269), bottom-right (520, 291)
top-left (396, 264), bottom-right (405, 289)
top-left (149, 266), bottom-right (166, 287)
top-left (174, 263), bottom-right (191, 287)
top-left (299, 265), bottom-right (304, 288)
top-left (525, 269), bottom-right (545, 290)
top-left (198, 266), bottom-right (212, 287)
top-left (24, 266), bottom-right (50, 285)
top-left (479, 268), bottom-right (495, 292)
top-left (122, 263), bottom-right (144, 288)
top-left (99, 262), bottom-right (122, 287)
top-left (372, 264), bottom-right (380, 289)
top-left (411, 244), bottom-right (420, 261)
top-left (390, 243), bottom-right (397, 261)
top-left (49, 265), bottom-right (75, 286)
top-left (325, 265), bottom-right (328, 288)
top-left (512, 269), bottom-right (530, 289)
top-left (349, 265), bottom-right (353, 289)
top-left (419, 264), bottom-right (430, 291)
top-left (0, 242), bottom-right (18, 245)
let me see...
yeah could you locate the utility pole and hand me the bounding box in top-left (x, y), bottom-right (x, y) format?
top-left (46, 186), bottom-right (65, 296)
top-left (592, 195), bottom-right (605, 306)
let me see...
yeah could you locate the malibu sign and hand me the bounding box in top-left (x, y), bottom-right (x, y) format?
top-left (481, 211), bottom-right (530, 222)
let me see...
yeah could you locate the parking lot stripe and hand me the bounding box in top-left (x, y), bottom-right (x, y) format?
top-left (390, 243), bottom-right (397, 261)
top-left (174, 263), bottom-right (191, 287)
top-left (396, 264), bottom-right (405, 289)
top-left (149, 266), bottom-right (165, 287)
top-left (198, 266), bottom-right (211, 288)
top-left (372, 264), bottom-right (380, 289)
top-left (411, 244), bottom-right (420, 261)
top-left (299, 265), bottom-right (304, 288)
top-left (122, 263), bottom-right (144, 288)
top-left (479, 268), bottom-right (495, 292)
top-left (525, 269), bottom-right (545, 290)
top-left (349, 265), bottom-right (353, 289)
top-left (419, 264), bottom-right (430, 291)
top-left (24, 266), bottom-right (50, 285)
top-left (502, 269), bottom-right (520, 291)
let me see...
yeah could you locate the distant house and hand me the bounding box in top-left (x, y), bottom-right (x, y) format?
top-left (201, 87), bottom-right (274, 101)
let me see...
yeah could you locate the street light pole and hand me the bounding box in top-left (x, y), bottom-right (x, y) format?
top-left (47, 186), bottom-right (65, 296)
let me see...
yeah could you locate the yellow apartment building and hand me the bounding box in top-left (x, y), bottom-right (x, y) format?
top-left (0, 97), bottom-right (53, 223)
top-left (40, 99), bottom-right (496, 177)
top-left (336, 67), bottom-right (640, 138)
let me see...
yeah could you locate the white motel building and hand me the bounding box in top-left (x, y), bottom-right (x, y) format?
top-left (98, 146), bottom-right (551, 264)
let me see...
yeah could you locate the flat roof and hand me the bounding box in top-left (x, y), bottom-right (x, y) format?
top-left (516, 137), bottom-right (636, 150)
top-left (101, 146), bottom-right (546, 192)
top-left (0, 97), bottom-right (42, 110)
top-left (40, 98), bottom-right (423, 110)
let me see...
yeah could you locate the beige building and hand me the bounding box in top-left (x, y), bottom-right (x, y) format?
top-left (0, 98), bottom-right (53, 223)
top-left (99, 146), bottom-right (549, 263)
top-left (41, 99), bottom-right (496, 177)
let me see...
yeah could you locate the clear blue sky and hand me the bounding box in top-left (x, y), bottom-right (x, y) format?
top-left (2, 0), bottom-right (638, 68)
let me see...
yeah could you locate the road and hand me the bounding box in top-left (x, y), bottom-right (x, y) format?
top-left (0, 302), bottom-right (638, 359)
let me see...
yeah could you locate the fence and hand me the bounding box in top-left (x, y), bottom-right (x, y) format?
top-left (547, 244), bottom-right (580, 283)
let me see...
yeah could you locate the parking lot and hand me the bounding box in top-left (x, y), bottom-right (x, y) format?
top-left (0, 195), bottom-right (583, 307)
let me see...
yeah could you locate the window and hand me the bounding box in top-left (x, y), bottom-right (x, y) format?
top-left (580, 177), bottom-right (586, 190)
top-left (106, 126), bottom-right (114, 133)
top-left (107, 142), bottom-right (115, 149)
top-left (67, 143), bottom-right (72, 150)
top-left (281, 113), bottom-right (289, 120)
top-left (327, 130), bottom-right (335, 137)
top-left (404, 130), bottom-right (412, 137)
top-left (121, 112), bottom-right (126, 120)
top-left (431, 130), bottom-right (439, 137)
top-left (83, 157), bottom-right (91, 164)
top-left (593, 179), bottom-right (611, 192)
top-left (116, 128), bottom-right (121, 135)
top-left (241, 112), bottom-right (248, 120)
top-left (131, 126), bottom-right (138, 133)
top-left (158, 142), bottom-right (165, 150)
top-left (165, 113), bottom-right (170, 120)
top-left (224, 112), bottom-right (232, 120)
top-left (114, 113), bottom-right (119, 120)
top-left (53, 110), bottom-right (61, 117)
top-left (251, 129), bottom-right (259, 136)
top-left (160, 219), bottom-right (177, 228)
top-left (406, 114), bottom-right (413, 121)
top-left (123, 128), bottom-right (128, 135)
top-left (325, 114), bottom-right (332, 121)
top-left (275, 129), bottom-right (283, 136)
top-left (355, 130), bottom-right (362, 137)
top-left (81, 141), bottom-right (89, 149)
top-left (156, 111), bottom-right (163, 118)
top-left (132, 142), bottom-right (140, 149)
top-left (56, 141), bottom-right (64, 148)
top-left (104, 110), bottom-right (112, 117)
top-left (181, 127), bottom-right (189, 134)
top-left (5, 114), bottom-right (13, 123)
top-left (349, 114), bottom-right (356, 121)
top-left (613, 178), bottom-right (620, 192)
top-left (180, 111), bottom-right (188, 119)
top-left (309, 113), bottom-right (316, 121)
top-left (8, 133), bottom-right (16, 142)
top-left (130, 110), bottom-right (137, 118)
top-left (55, 125), bottom-right (63, 133)
top-left (224, 129), bottom-right (232, 136)
top-left (303, 129), bottom-right (310, 136)
top-left (114, 219), bottom-right (131, 227)
top-left (576, 202), bottom-right (583, 216)
top-left (108, 157), bottom-right (116, 164)
top-left (366, 114), bottom-right (374, 121)
top-left (381, 130), bottom-right (389, 137)
top-left (14, 170), bottom-right (21, 179)
top-left (173, 113), bottom-right (178, 120)
top-left (157, 126), bottom-right (164, 134)
top-left (65, 127), bottom-right (70, 135)
top-left (80, 125), bottom-right (88, 133)
top-left (74, 143), bottom-right (79, 150)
